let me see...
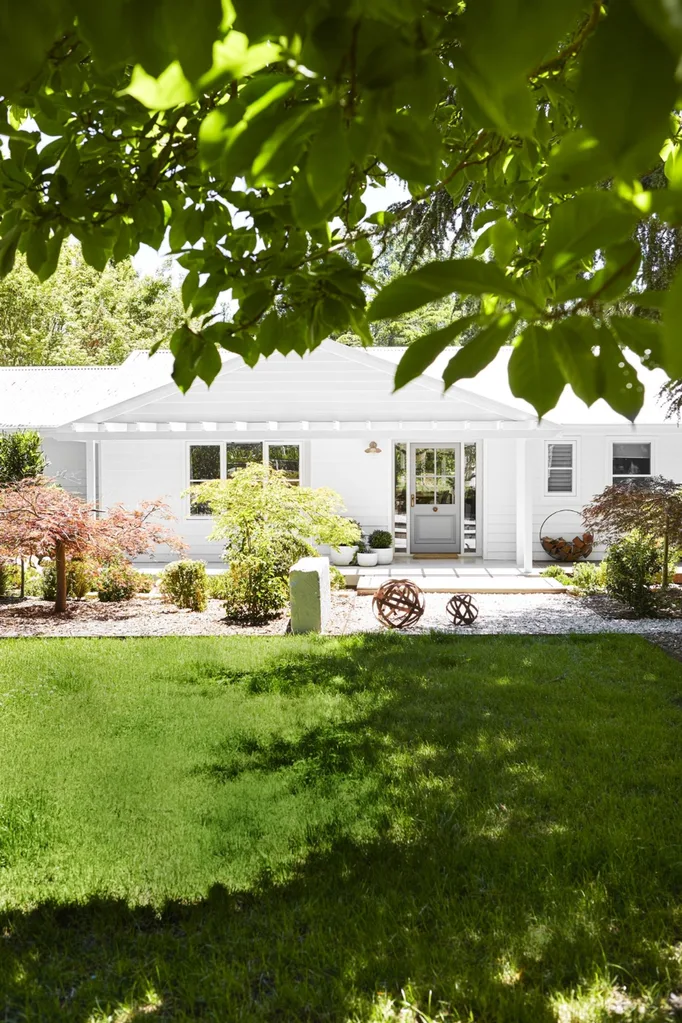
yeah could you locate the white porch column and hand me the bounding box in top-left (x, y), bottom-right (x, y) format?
top-left (515, 438), bottom-right (533, 574)
top-left (85, 440), bottom-right (96, 503)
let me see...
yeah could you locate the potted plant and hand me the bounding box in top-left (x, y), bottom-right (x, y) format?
top-left (328, 517), bottom-right (362, 566)
top-left (369, 529), bottom-right (394, 565)
top-left (356, 540), bottom-right (378, 568)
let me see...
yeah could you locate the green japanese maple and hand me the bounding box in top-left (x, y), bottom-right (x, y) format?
top-left (1, 1), bottom-right (682, 416)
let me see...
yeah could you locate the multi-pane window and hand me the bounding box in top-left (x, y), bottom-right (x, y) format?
top-left (546, 442), bottom-right (575, 494)
top-left (189, 442), bottom-right (300, 514)
top-left (189, 444), bottom-right (220, 515)
top-left (612, 442), bottom-right (651, 483)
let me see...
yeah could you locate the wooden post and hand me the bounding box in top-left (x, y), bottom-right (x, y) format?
top-left (55, 541), bottom-right (67, 613)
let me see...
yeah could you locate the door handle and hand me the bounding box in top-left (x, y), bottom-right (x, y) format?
top-left (432, 506), bottom-right (438, 512)
top-left (410, 494), bottom-right (415, 507)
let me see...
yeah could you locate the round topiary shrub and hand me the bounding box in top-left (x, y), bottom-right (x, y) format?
top-left (368, 529), bottom-right (393, 549)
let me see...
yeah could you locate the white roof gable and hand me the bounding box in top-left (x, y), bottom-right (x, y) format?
top-left (78, 340), bottom-right (534, 426)
top-left (0, 339), bottom-right (674, 430)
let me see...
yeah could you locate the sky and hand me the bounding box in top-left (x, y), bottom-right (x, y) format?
top-left (131, 177), bottom-right (411, 279)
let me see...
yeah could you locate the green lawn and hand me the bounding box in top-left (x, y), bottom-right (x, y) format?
top-left (0, 634), bottom-right (681, 1022)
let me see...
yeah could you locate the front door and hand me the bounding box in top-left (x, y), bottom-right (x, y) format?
top-left (410, 445), bottom-right (459, 554)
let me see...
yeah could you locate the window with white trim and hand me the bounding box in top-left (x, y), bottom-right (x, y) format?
top-left (612, 442), bottom-right (651, 483)
top-left (546, 442), bottom-right (575, 494)
top-left (189, 442), bottom-right (301, 515)
top-left (189, 444), bottom-right (220, 515)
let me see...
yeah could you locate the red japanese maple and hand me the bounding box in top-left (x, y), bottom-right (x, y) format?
top-left (0, 476), bottom-right (185, 611)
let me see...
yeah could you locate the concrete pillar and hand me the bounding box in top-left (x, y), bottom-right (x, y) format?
top-left (515, 438), bottom-right (534, 574)
top-left (289, 557), bottom-right (331, 633)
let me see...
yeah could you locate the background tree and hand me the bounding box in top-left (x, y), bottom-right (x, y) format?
top-left (0, 429), bottom-right (47, 596)
top-left (3, 3), bottom-right (682, 416)
top-left (0, 244), bottom-right (184, 366)
top-left (583, 476), bottom-right (682, 588)
top-left (0, 478), bottom-right (185, 612)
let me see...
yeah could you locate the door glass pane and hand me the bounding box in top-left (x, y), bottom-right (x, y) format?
top-left (394, 443), bottom-right (407, 551)
top-left (226, 442), bottom-right (263, 477)
top-left (464, 443), bottom-right (477, 551)
top-left (436, 447), bottom-right (455, 504)
top-left (268, 444), bottom-right (300, 484)
top-left (415, 448), bottom-right (435, 504)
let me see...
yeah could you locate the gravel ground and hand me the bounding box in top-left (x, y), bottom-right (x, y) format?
top-left (3, 591), bottom-right (682, 643)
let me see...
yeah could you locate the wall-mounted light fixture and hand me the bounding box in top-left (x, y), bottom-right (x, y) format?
top-left (364, 441), bottom-right (382, 454)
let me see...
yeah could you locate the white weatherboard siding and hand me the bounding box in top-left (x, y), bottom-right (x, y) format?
top-left (3, 340), bottom-right (680, 569)
top-left (100, 439), bottom-right (224, 563)
top-left (310, 439), bottom-right (392, 535)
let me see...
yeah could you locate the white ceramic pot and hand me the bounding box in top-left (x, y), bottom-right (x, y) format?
top-left (357, 552), bottom-right (379, 567)
top-left (329, 545), bottom-right (357, 566)
top-left (372, 547), bottom-right (394, 565)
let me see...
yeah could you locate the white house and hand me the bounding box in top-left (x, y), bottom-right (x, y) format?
top-left (1, 339), bottom-right (679, 572)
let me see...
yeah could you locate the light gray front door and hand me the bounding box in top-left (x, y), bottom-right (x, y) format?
top-left (410, 445), bottom-right (459, 554)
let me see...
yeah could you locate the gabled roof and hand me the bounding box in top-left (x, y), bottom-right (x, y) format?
top-left (0, 339), bottom-right (674, 430)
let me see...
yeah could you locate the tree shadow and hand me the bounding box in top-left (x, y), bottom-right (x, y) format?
top-left (1, 633), bottom-right (681, 1021)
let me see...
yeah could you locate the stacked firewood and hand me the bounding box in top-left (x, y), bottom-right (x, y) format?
top-left (541, 533), bottom-right (594, 561)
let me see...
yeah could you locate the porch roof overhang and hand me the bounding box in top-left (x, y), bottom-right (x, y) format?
top-left (52, 417), bottom-right (563, 439)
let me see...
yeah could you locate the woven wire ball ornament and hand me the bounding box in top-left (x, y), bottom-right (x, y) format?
top-left (446, 593), bottom-right (479, 625)
top-left (372, 579), bottom-right (425, 629)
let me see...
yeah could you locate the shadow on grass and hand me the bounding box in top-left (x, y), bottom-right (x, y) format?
top-left (1, 633), bottom-right (681, 1022)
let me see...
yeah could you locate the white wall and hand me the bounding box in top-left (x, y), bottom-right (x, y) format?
top-left (531, 429), bottom-right (682, 561)
top-left (100, 439), bottom-right (224, 564)
top-left (309, 439), bottom-right (392, 537)
top-left (42, 439), bottom-right (87, 498)
top-left (482, 438), bottom-right (517, 560)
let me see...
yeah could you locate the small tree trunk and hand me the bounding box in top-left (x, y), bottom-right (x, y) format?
top-left (20, 558), bottom-right (25, 600)
top-left (663, 517), bottom-right (670, 589)
top-left (55, 542), bottom-right (67, 613)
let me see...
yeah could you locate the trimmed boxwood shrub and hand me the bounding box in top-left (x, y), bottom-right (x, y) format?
top-left (368, 529), bottom-right (393, 549)
top-left (160, 560), bottom-right (208, 612)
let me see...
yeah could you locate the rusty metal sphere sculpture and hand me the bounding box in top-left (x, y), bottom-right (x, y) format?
top-left (372, 579), bottom-right (425, 629)
top-left (446, 593), bottom-right (479, 625)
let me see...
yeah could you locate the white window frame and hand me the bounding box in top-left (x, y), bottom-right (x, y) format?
top-left (611, 439), bottom-right (653, 484)
top-left (544, 440), bottom-right (577, 498)
top-left (186, 440), bottom-right (305, 518)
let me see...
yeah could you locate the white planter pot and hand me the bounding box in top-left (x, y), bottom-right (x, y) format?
top-left (329, 545), bottom-right (357, 567)
top-left (372, 547), bottom-right (394, 565)
top-left (356, 552), bottom-right (378, 567)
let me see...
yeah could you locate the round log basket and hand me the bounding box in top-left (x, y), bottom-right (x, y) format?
top-left (446, 593), bottom-right (479, 625)
top-left (540, 509), bottom-right (594, 562)
top-left (372, 579), bottom-right (425, 629)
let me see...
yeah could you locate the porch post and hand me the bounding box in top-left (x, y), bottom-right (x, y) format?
top-left (515, 438), bottom-right (533, 574)
top-left (85, 440), bottom-right (96, 503)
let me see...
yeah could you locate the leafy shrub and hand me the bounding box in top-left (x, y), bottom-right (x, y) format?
top-left (329, 565), bottom-right (346, 590)
top-left (69, 558), bottom-right (99, 600)
top-left (540, 564), bottom-right (571, 584)
top-left (0, 561), bottom-right (20, 596)
top-left (191, 463), bottom-right (359, 620)
top-left (23, 566), bottom-right (43, 597)
top-left (159, 560), bottom-right (208, 612)
top-left (206, 573), bottom-right (229, 599)
top-left (570, 561), bottom-right (605, 593)
top-left (222, 556), bottom-right (288, 621)
top-left (41, 562), bottom-right (57, 601)
top-left (133, 571), bottom-right (156, 593)
top-left (368, 529), bottom-right (393, 549)
top-left (97, 560), bottom-right (137, 602)
top-left (603, 530), bottom-right (662, 617)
